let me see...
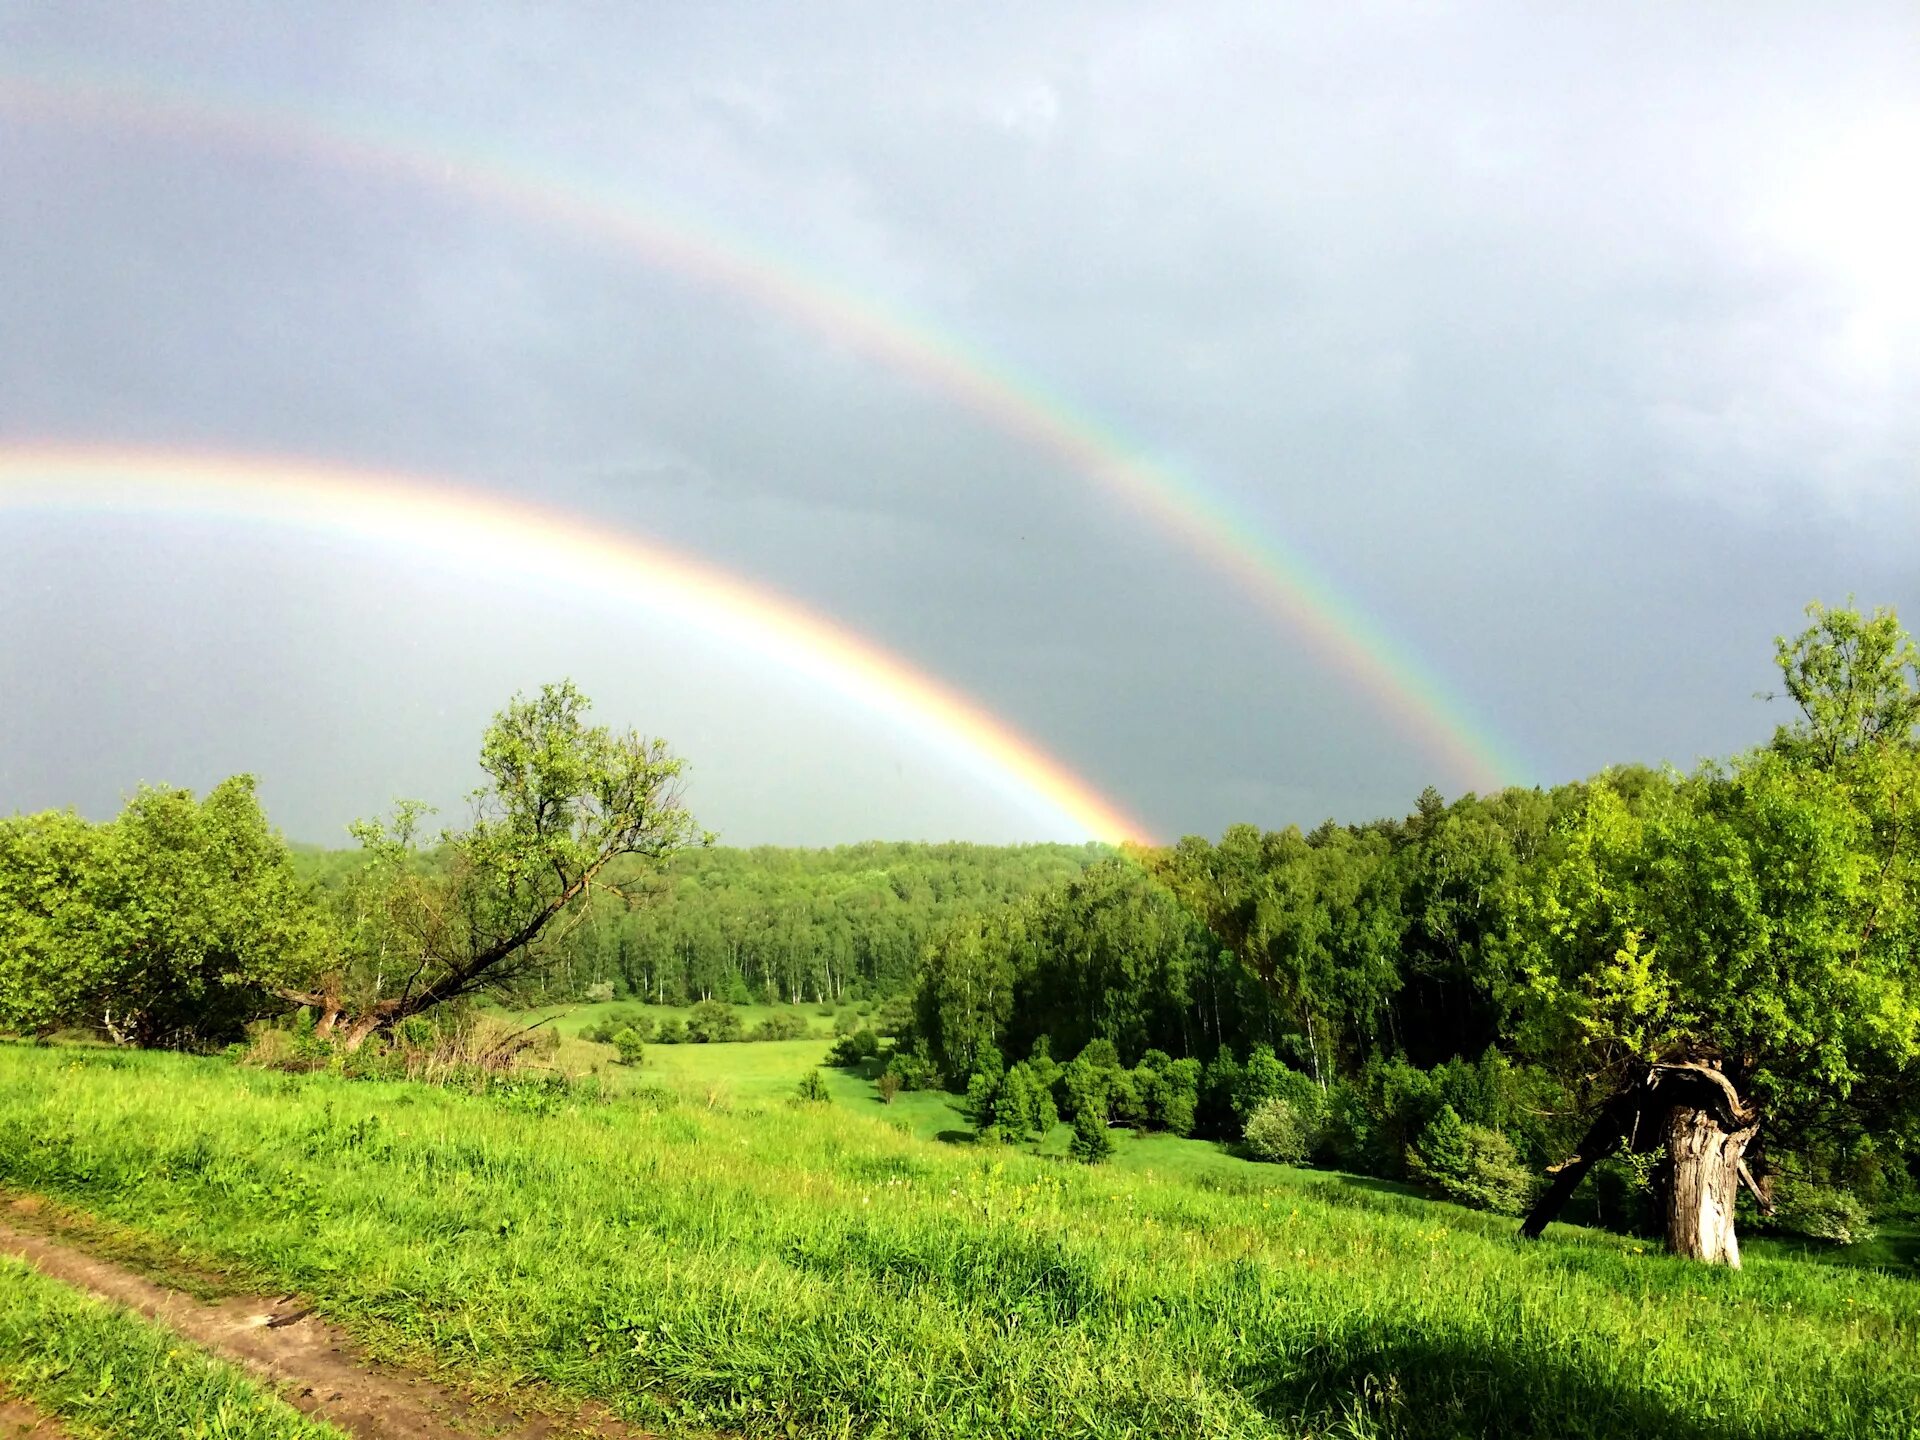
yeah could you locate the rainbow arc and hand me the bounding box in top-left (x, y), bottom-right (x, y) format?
top-left (0, 444), bottom-right (1153, 844)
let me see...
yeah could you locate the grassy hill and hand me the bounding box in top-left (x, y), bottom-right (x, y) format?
top-left (0, 1041), bottom-right (1913, 1438)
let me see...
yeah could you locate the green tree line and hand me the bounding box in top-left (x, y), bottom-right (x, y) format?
top-left (904, 604), bottom-right (1920, 1262)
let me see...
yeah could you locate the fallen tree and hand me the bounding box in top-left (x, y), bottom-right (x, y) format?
top-left (285, 681), bottom-right (708, 1048)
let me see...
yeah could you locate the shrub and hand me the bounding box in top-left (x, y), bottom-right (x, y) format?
top-left (685, 999), bottom-right (744, 1044)
top-left (751, 1011), bottom-right (809, 1042)
top-left (583, 982), bottom-right (615, 1005)
top-left (654, 1018), bottom-right (688, 1045)
top-left (1407, 1105), bottom-right (1534, 1215)
top-left (583, 1009), bottom-right (652, 1045)
top-left (794, 1068), bottom-right (831, 1105)
top-left (1070, 1105), bottom-right (1115, 1164)
top-left (833, 1009), bottom-right (861, 1036)
top-left (828, 1028), bottom-right (882, 1067)
top-left (1774, 1179), bottom-right (1875, 1245)
top-left (876, 1070), bottom-right (903, 1105)
top-left (610, 1027), bottom-right (645, 1066)
top-left (882, 1048), bottom-right (939, 1093)
top-left (1242, 1096), bottom-right (1314, 1165)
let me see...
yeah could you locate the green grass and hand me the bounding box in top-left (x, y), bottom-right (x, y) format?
top-left (0, 1043), bottom-right (1915, 1439)
top-left (0, 1252), bottom-right (341, 1440)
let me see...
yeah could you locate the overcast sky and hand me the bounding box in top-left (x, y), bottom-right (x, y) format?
top-left (1, 2), bottom-right (1916, 846)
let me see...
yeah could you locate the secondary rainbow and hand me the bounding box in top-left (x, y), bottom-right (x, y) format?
top-left (0, 68), bottom-right (1528, 793)
top-left (0, 444), bottom-right (1153, 845)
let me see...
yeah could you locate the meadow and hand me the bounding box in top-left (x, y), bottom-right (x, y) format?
top-left (0, 1251), bottom-right (341, 1440)
top-left (0, 1040), bottom-right (1914, 1439)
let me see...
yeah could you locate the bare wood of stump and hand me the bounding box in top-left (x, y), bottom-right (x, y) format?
top-left (1520, 1062), bottom-right (1763, 1265)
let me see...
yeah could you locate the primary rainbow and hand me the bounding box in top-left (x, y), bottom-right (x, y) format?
top-left (0, 68), bottom-right (1528, 794)
top-left (0, 444), bottom-right (1153, 845)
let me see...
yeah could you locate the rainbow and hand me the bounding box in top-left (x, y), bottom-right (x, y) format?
top-left (0, 68), bottom-right (1528, 793)
top-left (0, 444), bottom-right (1154, 845)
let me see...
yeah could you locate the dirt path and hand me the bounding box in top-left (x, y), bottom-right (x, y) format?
top-left (0, 1389), bottom-right (68, 1439)
top-left (0, 1212), bottom-right (653, 1440)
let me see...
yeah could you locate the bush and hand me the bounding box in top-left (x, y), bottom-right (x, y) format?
top-left (582, 1009), bottom-right (652, 1045)
top-left (610, 1027), bottom-right (645, 1066)
top-left (833, 1009), bottom-right (861, 1037)
top-left (1407, 1105), bottom-right (1534, 1215)
top-left (583, 982), bottom-right (615, 1005)
top-left (654, 1017), bottom-right (688, 1045)
top-left (1774, 1179), bottom-right (1875, 1245)
top-left (794, 1068), bottom-right (831, 1104)
top-left (828, 1028), bottom-right (882, 1067)
top-left (1070, 1105), bottom-right (1115, 1164)
top-left (1242, 1096), bottom-right (1315, 1165)
top-left (876, 1070), bottom-right (903, 1105)
top-left (882, 1048), bottom-right (939, 1093)
top-left (751, 1010), bottom-right (809, 1042)
top-left (685, 999), bottom-right (744, 1044)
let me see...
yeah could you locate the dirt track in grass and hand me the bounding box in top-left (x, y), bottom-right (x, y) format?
top-left (0, 1205), bottom-right (656, 1440)
top-left (0, 1389), bottom-right (65, 1438)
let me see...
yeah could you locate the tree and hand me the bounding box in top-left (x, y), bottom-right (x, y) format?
top-left (1510, 605), bottom-right (1920, 1264)
top-left (292, 682), bottom-right (707, 1047)
top-left (0, 778), bottom-right (328, 1046)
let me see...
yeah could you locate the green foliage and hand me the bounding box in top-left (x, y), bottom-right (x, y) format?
top-left (794, 1068), bottom-right (831, 1104)
top-left (882, 1047), bottom-right (939, 1093)
top-left (0, 777), bottom-right (328, 1046)
top-left (1772, 1178), bottom-right (1876, 1246)
top-left (610, 1027), bottom-right (646, 1066)
top-left (1069, 1104), bottom-right (1115, 1164)
top-left (654, 1016), bottom-right (688, 1045)
top-left (1407, 1105), bottom-right (1535, 1215)
top-left (684, 998), bottom-right (745, 1043)
top-left (828, 1027), bottom-right (882, 1067)
top-left (751, 1010), bottom-right (809, 1042)
top-left (581, 1007), bottom-right (652, 1044)
top-left (406, 840), bottom-right (1104, 1013)
top-left (1241, 1096), bottom-right (1315, 1165)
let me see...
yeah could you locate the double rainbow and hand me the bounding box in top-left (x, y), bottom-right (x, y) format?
top-left (1, 66), bottom-right (1534, 836)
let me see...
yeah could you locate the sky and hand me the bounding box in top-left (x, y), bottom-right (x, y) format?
top-left (1, 2), bottom-right (1916, 847)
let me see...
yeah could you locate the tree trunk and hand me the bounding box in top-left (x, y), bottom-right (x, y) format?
top-left (1521, 1060), bottom-right (1760, 1266)
top-left (1665, 1106), bottom-right (1757, 1267)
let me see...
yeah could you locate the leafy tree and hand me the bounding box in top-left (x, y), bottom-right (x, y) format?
top-left (0, 778), bottom-right (328, 1046)
top-left (1512, 605), bottom-right (1920, 1263)
top-left (292, 682), bottom-right (707, 1047)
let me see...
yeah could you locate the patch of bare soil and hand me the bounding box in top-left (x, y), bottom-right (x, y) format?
top-left (0, 1210), bottom-right (656, 1440)
top-left (0, 1389), bottom-right (68, 1438)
